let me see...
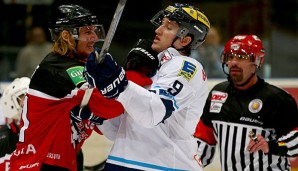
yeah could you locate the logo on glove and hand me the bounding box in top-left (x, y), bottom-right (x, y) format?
top-left (100, 68), bottom-right (126, 95)
top-left (132, 47), bottom-right (156, 60)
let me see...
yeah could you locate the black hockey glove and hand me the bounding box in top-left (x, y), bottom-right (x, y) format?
top-left (84, 48), bottom-right (128, 99)
top-left (70, 105), bottom-right (105, 125)
top-left (125, 39), bottom-right (159, 77)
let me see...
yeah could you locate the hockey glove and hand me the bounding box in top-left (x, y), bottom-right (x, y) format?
top-left (84, 49), bottom-right (128, 99)
top-left (70, 105), bottom-right (105, 125)
top-left (125, 39), bottom-right (159, 77)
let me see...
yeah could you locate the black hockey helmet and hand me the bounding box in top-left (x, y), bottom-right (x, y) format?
top-left (151, 3), bottom-right (210, 50)
top-left (48, 4), bottom-right (105, 42)
top-left (125, 39), bottom-right (159, 77)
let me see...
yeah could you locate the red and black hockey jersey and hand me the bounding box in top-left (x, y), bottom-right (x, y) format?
top-left (9, 52), bottom-right (124, 171)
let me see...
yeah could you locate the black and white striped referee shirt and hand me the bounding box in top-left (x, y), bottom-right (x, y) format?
top-left (195, 78), bottom-right (298, 171)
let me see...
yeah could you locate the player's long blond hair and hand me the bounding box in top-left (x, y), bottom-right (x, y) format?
top-left (52, 30), bottom-right (76, 58)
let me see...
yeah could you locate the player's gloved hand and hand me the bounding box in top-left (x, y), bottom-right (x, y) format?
top-left (84, 48), bottom-right (128, 98)
top-left (125, 39), bottom-right (159, 77)
top-left (70, 105), bottom-right (105, 125)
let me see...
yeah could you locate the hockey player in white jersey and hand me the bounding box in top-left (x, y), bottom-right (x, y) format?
top-left (85, 3), bottom-right (210, 171)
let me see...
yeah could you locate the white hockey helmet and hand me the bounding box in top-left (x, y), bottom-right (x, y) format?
top-left (0, 77), bottom-right (30, 120)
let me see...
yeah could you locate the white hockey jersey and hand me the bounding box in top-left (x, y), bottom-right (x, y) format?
top-left (100, 48), bottom-right (208, 171)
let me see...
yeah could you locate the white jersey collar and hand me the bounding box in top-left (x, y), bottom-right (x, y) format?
top-left (158, 47), bottom-right (181, 66)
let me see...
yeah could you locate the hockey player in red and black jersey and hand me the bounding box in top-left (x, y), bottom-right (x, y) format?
top-left (194, 35), bottom-right (298, 170)
top-left (9, 4), bottom-right (126, 171)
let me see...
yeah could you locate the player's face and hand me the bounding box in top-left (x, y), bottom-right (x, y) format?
top-left (76, 26), bottom-right (100, 58)
top-left (152, 17), bottom-right (179, 53)
top-left (226, 53), bottom-right (257, 85)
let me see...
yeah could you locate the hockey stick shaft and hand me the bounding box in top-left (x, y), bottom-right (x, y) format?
top-left (81, 0), bottom-right (127, 108)
top-left (97, 0), bottom-right (127, 63)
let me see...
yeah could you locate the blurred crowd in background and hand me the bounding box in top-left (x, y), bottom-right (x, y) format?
top-left (0, 0), bottom-right (297, 80)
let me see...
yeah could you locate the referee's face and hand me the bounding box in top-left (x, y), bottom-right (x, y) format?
top-left (227, 53), bottom-right (257, 87)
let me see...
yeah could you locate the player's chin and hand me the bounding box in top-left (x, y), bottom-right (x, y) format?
top-left (86, 47), bottom-right (94, 53)
top-left (230, 73), bottom-right (242, 81)
top-left (151, 43), bottom-right (162, 53)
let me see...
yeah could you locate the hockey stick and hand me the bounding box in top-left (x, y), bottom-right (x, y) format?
top-left (80, 0), bottom-right (127, 108)
top-left (96, 0), bottom-right (127, 63)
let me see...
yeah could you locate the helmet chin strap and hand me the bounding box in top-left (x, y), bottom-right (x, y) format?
top-left (73, 39), bottom-right (83, 60)
top-left (222, 63), bottom-right (229, 76)
top-left (170, 36), bottom-right (179, 49)
top-left (171, 36), bottom-right (189, 54)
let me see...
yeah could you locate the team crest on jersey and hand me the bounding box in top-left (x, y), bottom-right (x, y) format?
top-left (160, 53), bottom-right (172, 66)
top-left (248, 99), bottom-right (263, 113)
top-left (210, 91), bottom-right (228, 113)
top-left (67, 66), bottom-right (85, 86)
top-left (178, 60), bottom-right (197, 81)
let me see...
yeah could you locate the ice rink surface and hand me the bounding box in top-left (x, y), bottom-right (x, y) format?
top-left (81, 132), bottom-right (222, 170)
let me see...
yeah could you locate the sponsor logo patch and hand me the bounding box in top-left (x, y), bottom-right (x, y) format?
top-left (210, 91), bottom-right (228, 113)
top-left (211, 91), bottom-right (228, 103)
top-left (67, 66), bottom-right (85, 86)
top-left (178, 60), bottom-right (197, 81)
top-left (248, 99), bottom-right (263, 113)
